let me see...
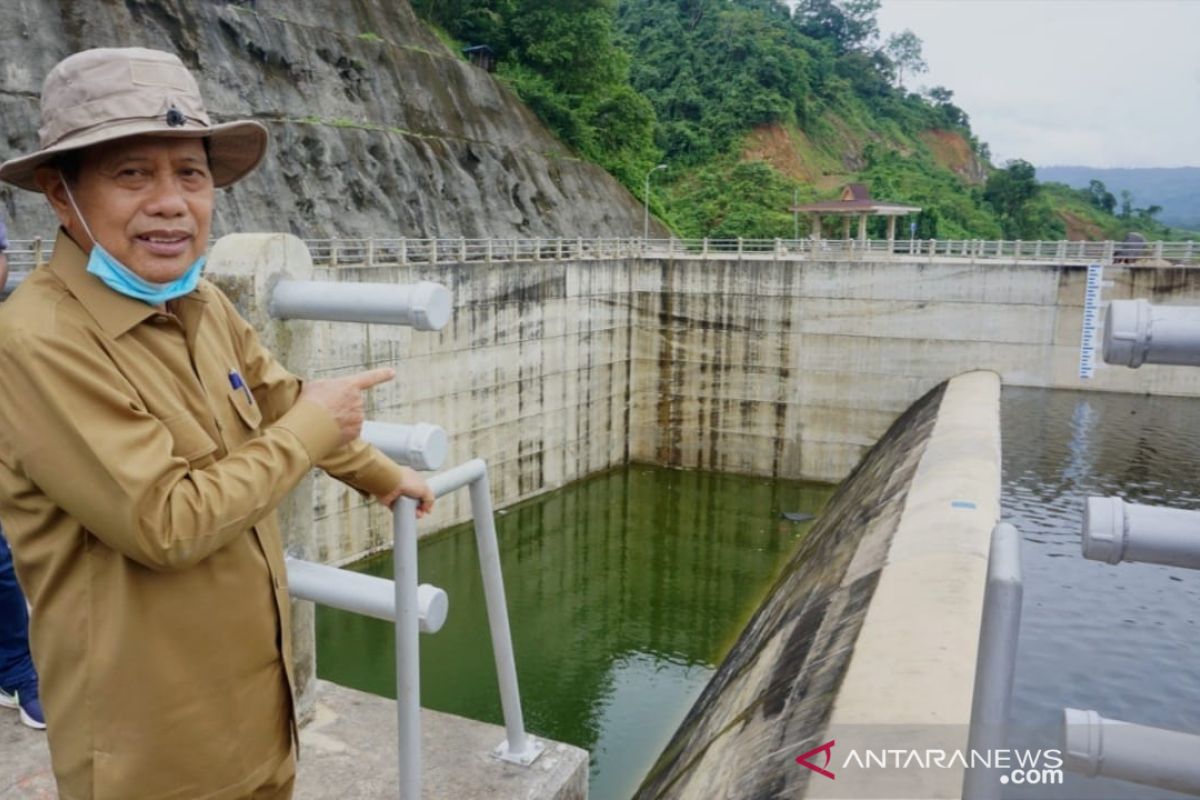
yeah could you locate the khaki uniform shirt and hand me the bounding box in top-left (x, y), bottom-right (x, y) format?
top-left (0, 233), bottom-right (404, 800)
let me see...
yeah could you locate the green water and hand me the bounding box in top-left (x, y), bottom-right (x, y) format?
top-left (316, 464), bottom-right (834, 800)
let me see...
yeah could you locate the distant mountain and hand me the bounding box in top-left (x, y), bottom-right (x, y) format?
top-left (1037, 166), bottom-right (1200, 230)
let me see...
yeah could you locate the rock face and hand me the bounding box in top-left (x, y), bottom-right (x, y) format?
top-left (0, 0), bottom-right (663, 239)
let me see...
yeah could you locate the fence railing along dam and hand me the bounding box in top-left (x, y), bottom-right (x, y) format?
top-left (5, 236), bottom-right (1199, 269)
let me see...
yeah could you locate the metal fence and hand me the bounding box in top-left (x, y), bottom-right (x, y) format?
top-left (6, 235), bottom-right (1199, 269)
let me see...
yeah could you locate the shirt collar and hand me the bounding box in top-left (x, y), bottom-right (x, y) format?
top-left (47, 230), bottom-right (207, 338)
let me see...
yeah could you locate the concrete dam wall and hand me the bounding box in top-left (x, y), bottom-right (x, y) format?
top-left (633, 371), bottom-right (1002, 799)
top-left (207, 244), bottom-right (1200, 566)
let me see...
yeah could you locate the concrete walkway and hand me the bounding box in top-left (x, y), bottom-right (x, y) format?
top-left (2, 680), bottom-right (587, 799)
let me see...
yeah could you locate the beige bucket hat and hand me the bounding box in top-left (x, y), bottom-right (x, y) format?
top-left (0, 47), bottom-right (268, 192)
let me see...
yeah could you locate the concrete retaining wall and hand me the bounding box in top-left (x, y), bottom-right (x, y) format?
top-left (207, 241), bottom-right (1200, 568)
top-left (631, 257), bottom-right (1200, 484)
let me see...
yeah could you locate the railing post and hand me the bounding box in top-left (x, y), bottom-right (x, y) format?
top-left (330, 237), bottom-right (339, 268)
top-left (1186, 240), bottom-right (1195, 263)
top-left (398, 237), bottom-right (407, 265)
top-left (556, 238), bottom-right (564, 260)
top-left (431, 239), bottom-right (439, 265)
top-left (486, 239), bottom-right (493, 263)
top-left (737, 237), bottom-right (744, 258)
top-left (367, 238), bottom-right (376, 267)
top-left (1035, 240), bottom-right (1043, 259)
top-left (963, 522), bottom-right (1023, 800)
top-left (576, 236), bottom-right (583, 260)
top-left (1104, 240), bottom-right (1114, 262)
top-left (468, 469), bottom-right (544, 765)
top-left (394, 499), bottom-right (423, 799)
top-left (1154, 240), bottom-right (1164, 260)
top-left (510, 238), bottom-right (517, 262)
top-left (460, 237), bottom-right (467, 263)
top-left (33, 236), bottom-right (44, 267)
top-left (702, 238), bottom-right (709, 257)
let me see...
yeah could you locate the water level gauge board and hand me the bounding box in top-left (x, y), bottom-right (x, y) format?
top-left (1078, 263), bottom-right (1104, 379)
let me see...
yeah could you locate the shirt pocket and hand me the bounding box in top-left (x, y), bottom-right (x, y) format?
top-left (227, 387), bottom-right (263, 431)
top-left (161, 412), bottom-right (218, 467)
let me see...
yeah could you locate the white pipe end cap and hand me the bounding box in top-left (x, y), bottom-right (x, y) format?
top-left (1103, 299), bottom-right (1151, 368)
top-left (417, 584), bottom-right (448, 634)
top-left (1083, 496), bottom-right (1125, 564)
top-left (1063, 708), bottom-right (1103, 776)
top-left (410, 282), bottom-right (452, 331)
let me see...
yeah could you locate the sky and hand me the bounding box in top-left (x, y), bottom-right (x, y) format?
top-left (874, 0), bottom-right (1200, 168)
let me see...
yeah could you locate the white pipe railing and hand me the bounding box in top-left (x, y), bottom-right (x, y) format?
top-left (1103, 300), bottom-right (1200, 368)
top-left (288, 457), bottom-right (543, 800)
top-left (423, 459), bottom-right (544, 765)
top-left (1063, 709), bottom-right (1200, 795)
top-left (1082, 497), bottom-right (1200, 571)
top-left (361, 421), bottom-right (448, 473)
top-left (5, 236), bottom-right (1199, 271)
top-left (963, 522), bottom-right (1023, 800)
top-left (270, 279), bottom-right (452, 330)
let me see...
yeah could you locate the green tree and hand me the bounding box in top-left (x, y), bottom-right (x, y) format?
top-left (884, 29), bottom-right (926, 88)
top-left (1086, 179), bottom-right (1116, 215)
top-left (792, 0), bottom-right (881, 54)
top-left (983, 160), bottom-right (1044, 238)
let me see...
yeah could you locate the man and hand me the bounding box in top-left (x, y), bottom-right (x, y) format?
top-left (0, 47), bottom-right (434, 799)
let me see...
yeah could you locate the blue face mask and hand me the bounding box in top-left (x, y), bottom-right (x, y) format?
top-left (84, 242), bottom-right (204, 305)
top-left (62, 174), bottom-right (205, 306)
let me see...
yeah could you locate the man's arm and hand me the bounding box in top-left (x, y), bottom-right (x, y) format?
top-left (0, 331), bottom-right (343, 571)
top-left (213, 286), bottom-right (431, 509)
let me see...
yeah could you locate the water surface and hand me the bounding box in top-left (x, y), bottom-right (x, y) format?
top-left (1002, 387), bottom-right (1200, 799)
top-left (317, 464), bottom-right (833, 800)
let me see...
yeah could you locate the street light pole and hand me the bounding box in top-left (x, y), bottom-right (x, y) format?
top-left (793, 186), bottom-right (800, 241)
top-left (643, 163), bottom-right (667, 243)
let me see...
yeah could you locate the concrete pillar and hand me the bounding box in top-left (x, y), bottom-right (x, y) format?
top-left (842, 215), bottom-right (851, 240)
top-left (886, 215), bottom-right (896, 250)
top-left (206, 233), bottom-right (321, 724)
top-left (812, 215), bottom-right (821, 239)
top-left (857, 214), bottom-right (867, 242)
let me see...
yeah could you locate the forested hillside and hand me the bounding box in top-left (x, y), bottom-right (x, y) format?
top-left (413, 0), bottom-right (1194, 242)
top-left (1038, 166), bottom-right (1200, 231)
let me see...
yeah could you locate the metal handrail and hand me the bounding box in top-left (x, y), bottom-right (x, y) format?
top-left (963, 522), bottom-right (1023, 800)
top-left (5, 236), bottom-right (1197, 269)
top-left (287, 457), bottom-right (542, 800)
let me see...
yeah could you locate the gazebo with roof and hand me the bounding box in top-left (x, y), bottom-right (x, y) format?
top-left (790, 183), bottom-right (921, 244)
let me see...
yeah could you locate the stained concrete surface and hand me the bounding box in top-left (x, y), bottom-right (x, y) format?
top-left (1, 680), bottom-right (587, 800)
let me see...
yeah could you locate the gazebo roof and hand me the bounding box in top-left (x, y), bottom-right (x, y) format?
top-left (791, 183), bottom-right (920, 215)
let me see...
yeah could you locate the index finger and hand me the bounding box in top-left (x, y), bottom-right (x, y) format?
top-left (345, 367), bottom-right (397, 390)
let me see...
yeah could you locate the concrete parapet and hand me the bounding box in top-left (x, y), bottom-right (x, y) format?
top-left (816, 370), bottom-right (1001, 798)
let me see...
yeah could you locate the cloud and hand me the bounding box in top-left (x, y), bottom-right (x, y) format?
top-left (876, 0), bottom-right (1200, 167)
